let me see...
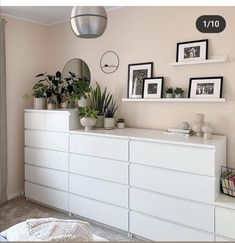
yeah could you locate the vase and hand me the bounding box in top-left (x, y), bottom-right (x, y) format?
top-left (47, 103), bottom-right (56, 110)
top-left (77, 96), bottom-right (91, 108)
top-left (166, 93), bottom-right (173, 98)
top-left (202, 122), bottom-right (213, 140)
top-left (80, 117), bottom-right (97, 131)
top-left (33, 98), bottom-right (46, 109)
top-left (192, 114), bottom-right (205, 136)
top-left (95, 115), bottom-right (104, 128)
top-left (117, 122), bottom-right (125, 129)
top-left (104, 118), bottom-right (115, 130)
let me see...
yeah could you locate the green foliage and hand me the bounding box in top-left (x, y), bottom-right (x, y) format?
top-left (89, 82), bottom-right (112, 116)
top-left (32, 82), bottom-right (48, 98)
top-left (104, 98), bottom-right (118, 118)
top-left (173, 87), bottom-right (184, 95)
top-left (165, 86), bottom-right (173, 94)
top-left (117, 118), bottom-right (125, 123)
top-left (79, 107), bottom-right (98, 119)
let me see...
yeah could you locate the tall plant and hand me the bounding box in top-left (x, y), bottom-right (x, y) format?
top-left (89, 82), bottom-right (112, 116)
top-left (104, 98), bottom-right (118, 118)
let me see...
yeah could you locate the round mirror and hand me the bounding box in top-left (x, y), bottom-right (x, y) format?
top-left (62, 58), bottom-right (91, 82)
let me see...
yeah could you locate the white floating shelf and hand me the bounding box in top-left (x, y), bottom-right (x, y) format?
top-left (169, 55), bottom-right (228, 66)
top-left (122, 98), bottom-right (226, 103)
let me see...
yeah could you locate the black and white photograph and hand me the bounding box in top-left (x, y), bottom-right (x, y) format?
top-left (143, 77), bottom-right (164, 99)
top-left (188, 77), bottom-right (223, 99)
top-left (176, 39), bottom-right (208, 62)
top-left (128, 62), bottom-right (153, 98)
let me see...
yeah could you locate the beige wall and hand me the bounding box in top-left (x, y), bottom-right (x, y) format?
top-left (4, 6), bottom-right (235, 198)
top-left (46, 7), bottom-right (235, 166)
top-left (4, 16), bottom-right (47, 199)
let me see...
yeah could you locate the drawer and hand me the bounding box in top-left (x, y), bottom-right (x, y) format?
top-left (70, 154), bottom-right (128, 184)
top-left (130, 211), bottom-right (214, 241)
top-left (69, 174), bottom-right (128, 208)
top-left (25, 112), bottom-right (45, 130)
top-left (216, 207), bottom-right (235, 239)
top-left (25, 164), bottom-right (68, 191)
top-left (25, 130), bottom-right (69, 152)
top-left (25, 147), bottom-right (68, 171)
top-left (130, 164), bottom-right (216, 203)
top-left (130, 188), bottom-right (214, 232)
top-left (25, 182), bottom-right (68, 211)
top-left (130, 140), bottom-right (215, 176)
top-left (45, 113), bottom-right (70, 132)
top-left (70, 134), bottom-right (128, 161)
top-left (69, 194), bottom-right (128, 231)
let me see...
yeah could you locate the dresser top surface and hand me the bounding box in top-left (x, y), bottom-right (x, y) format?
top-left (216, 194), bottom-right (235, 210)
top-left (24, 109), bottom-right (77, 114)
top-left (70, 128), bottom-right (226, 148)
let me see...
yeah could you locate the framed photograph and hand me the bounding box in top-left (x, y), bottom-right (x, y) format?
top-left (176, 39), bottom-right (208, 62)
top-left (188, 76), bottom-right (223, 99)
top-left (143, 77), bottom-right (164, 99)
top-left (128, 62), bottom-right (153, 98)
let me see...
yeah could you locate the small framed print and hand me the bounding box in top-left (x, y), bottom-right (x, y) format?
top-left (176, 39), bottom-right (208, 62)
top-left (143, 77), bottom-right (164, 99)
top-left (127, 62), bottom-right (153, 98)
top-left (188, 76), bottom-right (223, 99)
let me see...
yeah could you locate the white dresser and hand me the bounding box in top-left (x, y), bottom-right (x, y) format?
top-left (24, 109), bottom-right (227, 241)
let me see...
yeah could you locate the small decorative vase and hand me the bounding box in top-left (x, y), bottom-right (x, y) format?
top-left (34, 98), bottom-right (46, 109)
top-left (180, 122), bottom-right (190, 130)
top-left (77, 96), bottom-right (91, 108)
top-left (166, 93), bottom-right (173, 98)
top-left (117, 122), bottom-right (125, 129)
top-left (192, 114), bottom-right (204, 136)
top-left (95, 115), bottom-right (104, 128)
top-left (47, 103), bottom-right (56, 110)
top-left (104, 118), bottom-right (115, 130)
top-left (202, 122), bottom-right (213, 140)
top-left (175, 94), bottom-right (182, 98)
top-left (80, 117), bottom-right (97, 131)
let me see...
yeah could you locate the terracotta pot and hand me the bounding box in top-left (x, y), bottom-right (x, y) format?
top-left (104, 118), bottom-right (115, 130)
top-left (47, 103), bottom-right (56, 110)
top-left (33, 98), bottom-right (46, 109)
top-left (80, 117), bottom-right (97, 131)
top-left (60, 102), bottom-right (68, 109)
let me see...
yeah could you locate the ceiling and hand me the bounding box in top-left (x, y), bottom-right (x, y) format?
top-left (0, 6), bottom-right (119, 25)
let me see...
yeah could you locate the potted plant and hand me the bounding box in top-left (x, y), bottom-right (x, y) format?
top-left (174, 87), bottom-right (184, 98)
top-left (30, 82), bottom-right (48, 109)
top-left (165, 87), bottom-right (174, 98)
top-left (47, 98), bottom-right (56, 110)
top-left (79, 107), bottom-right (98, 131)
top-left (104, 99), bottom-right (118, 130)
top-left (89, 82), bottom-right (112, 128)
top-left (117, 118), bottom-right (125, 129)
top-left (65, 72), bottom-right (90, 107)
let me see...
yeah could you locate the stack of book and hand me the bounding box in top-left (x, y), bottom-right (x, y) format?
top-left (164, 128), bottom-right (194, 137)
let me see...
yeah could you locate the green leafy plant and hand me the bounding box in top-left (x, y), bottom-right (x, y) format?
top-left (32, 82), bottom-right (48, 98)
top-left (89, 82), bottom-right (112, 116)
top-left (165, 87), bottom-right (173, 94)
top-left (117, 118), bottom-right (125, 123)
top-left (104, 99), bottom-right (118, 118)
top-left (173, 87), bottom-right (184, 95)
top-left (79, 107), bottom-right (98, 119)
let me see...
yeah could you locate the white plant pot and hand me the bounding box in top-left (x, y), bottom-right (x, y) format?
top-left (166, 93), bottom-right (173, 98)
top-left (77, 96), bottom-right (91, 108)
top-left (117, 122), bottom-right (125, 129)
top-left (95, 115), bottom-right (104, 128)
top-left (104, 118), bottom-right (115, 130)
top-left (34, 98), bottom-right (46, 109)
top-left (80, 117), bottom-right (97, 131)
top-left (175, 94), bottom-right (183, 98)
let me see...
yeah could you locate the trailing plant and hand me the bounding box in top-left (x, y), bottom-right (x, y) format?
top-left (117, 118), bottom-right (125, 123)
top-left (79, 107), bottom-right (98, 119)
top-left (104, 99), bottom-right (118, 118)
top-left (89, 82), bottom-right (112, 116)
top-left (165, 87), bottom-right (173, 94)
top-left (173, 87), bottom-right (184, 95)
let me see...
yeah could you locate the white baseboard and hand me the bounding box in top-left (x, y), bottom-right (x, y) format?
top-left (7, 190), bottom-right (23, 200)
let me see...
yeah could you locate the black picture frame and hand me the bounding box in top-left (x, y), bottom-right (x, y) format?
top-left (143, 77), bottom-right (164, 99)
top-left (188, 76), bottom-right (223, 99)
top-left (127, 62), bottom-right (153, 99)
top-left (176, 39), bottom-right (208, 62)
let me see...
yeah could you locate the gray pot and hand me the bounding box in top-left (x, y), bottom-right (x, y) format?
top-left (104, 118), bottom-right (115, 130)
top-left (95, 115), bottom-right (104, 128)
top-left (166, 93), bottom-right (173, 98)
top-left (34, 98), bottom-right (46, 109)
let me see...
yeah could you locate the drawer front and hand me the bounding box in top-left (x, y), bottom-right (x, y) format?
top-left (25, 147), bottom-right (68, 171)
top-left (130, 211), bottom-right (214, 241)
top-left (45, 113), bottom-right (69, 132)
top-left (69, 174), bottom-right (128, 208)
top-left (25, 182), bottom-right (68, 211)
top-left (70, 134), bottom-right (128, 161)
top-left (70, 154), bottom-right (128, 184)
top-left (25, 112), bottom-right (45, 130)
top-left (25, 130), bottom-right (69, 152)
top-left (130, 188), bottom-right (214, 232)
top-left (69, 194), bottom-right (128, 231)
top-left (130, 164), bottom-right (216, 203)
top-left (216, 207), bottom-right (235, 239)
top-left (130, 140), bottom-right (215, 176)
top-left (25, 165), bottom-right (68, 191)
top-left (215, 236), bottom-right (233, 241)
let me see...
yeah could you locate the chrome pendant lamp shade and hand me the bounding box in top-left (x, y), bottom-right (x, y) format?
top-left (71, 6), bottom-right (107, 38)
